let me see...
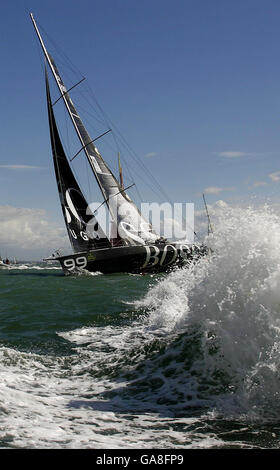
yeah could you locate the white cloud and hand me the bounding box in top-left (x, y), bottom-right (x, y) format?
top-left (217, 151), bottom-right (255, 158)
top-left (0, 205), bottom-right (69, 260)
top-left (269, 171), bottom-right (280, 182)
top-left (253, 181), bottom-right (267, 187)
top-left (204, 186), bottom-right (234, 194)
top-left (0, 165), bottom-right (44, 170)
top-left (144, 152), bottom-right (157, 158)
top-left (0, 165), bottom-right (43, 171)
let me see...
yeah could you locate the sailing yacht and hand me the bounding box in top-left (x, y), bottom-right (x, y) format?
top-left (30, 14), bottom-right (206, 275)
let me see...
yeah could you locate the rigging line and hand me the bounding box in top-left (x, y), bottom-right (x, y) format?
top-left (52, 77), bottom-right (86, 106)
top-left (63, 96), bottom-right (153, 202)
top-left (203, 193), bottom-right (214, 235)
top-left (45, 68), bottom-right (76, 251)
top-left (35, 18), bottom-right (198, 242)
top-left (49, 45), bottom-right (172, 204)
top-left (70, 129), bottom-right (112, 162)
top-left (109, 130), bottom-right (144, 202)
top-left (56, 93), bottom-right (89, 204)
top-left (88, 118), bottom-right (199, 240)
top-left (85, 152), bottom-right (93, 204)
top-left (88, 117), bottom-right (170, 201)
top-left (32, 18), bottom-right (84, 81)
top-left (81, 83), bottom-right (172, 202)
top-left (52, 79), bottom-right (99, 202)
top-left (31, 15), bottom-right (110, 210)
top-left (71, 101), bottom-right (108, 128)
top-left (93, 184), bottom-right (135, 214)
top-left (32, 17), bottom-right (170, 205)
top-left (106, 121), bottom-right (172, 202)
top-left (90, 126), bottom-right (163, 205)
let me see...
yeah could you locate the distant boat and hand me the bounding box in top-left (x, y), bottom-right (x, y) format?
top-left (0, 257), bottom-right (16, 269)
top-left (0, 260), bottom-right (9, 269)
top-left (31, 14), bottom-right (207, 275)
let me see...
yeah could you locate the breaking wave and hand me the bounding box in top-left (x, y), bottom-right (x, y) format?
top-left (132, 202), bottom-right (280, 419)
top-left (2, 202), bottom-right (280, 448)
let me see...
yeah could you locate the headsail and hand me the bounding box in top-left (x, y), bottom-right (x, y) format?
top-left (31, 13), bottom-right (159, 247)
top-left (45, 67), bottom-right (111, 252)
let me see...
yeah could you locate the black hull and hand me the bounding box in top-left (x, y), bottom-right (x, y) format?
top-left (55, 243), bottom-right (206, 275)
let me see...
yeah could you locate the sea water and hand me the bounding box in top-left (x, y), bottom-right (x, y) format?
top-left (1, 202), bottom-right (280, 449)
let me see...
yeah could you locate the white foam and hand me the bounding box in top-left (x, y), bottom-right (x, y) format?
top-left (2, 203), bottom-right (280, 448)
top-left (135, 202), bottom-right (280, 417)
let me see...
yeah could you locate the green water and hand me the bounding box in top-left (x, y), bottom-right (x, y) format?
top-left (1, 262), bottom-right (280, 449)
top-left (0, 266), bottom-right (154, 354)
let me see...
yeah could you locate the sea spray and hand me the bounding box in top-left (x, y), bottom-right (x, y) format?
top-left (59, 203), bottom-right (280, 417)
top-left (135, 202), bottom-right (280, 418)
top-left (1, 214), bottom-right (280, 447)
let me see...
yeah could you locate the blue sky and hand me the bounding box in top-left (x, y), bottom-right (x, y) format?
top-left (1, 0), bottom-right (280, 258)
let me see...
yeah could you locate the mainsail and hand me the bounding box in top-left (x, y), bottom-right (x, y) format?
top-left (31, 13), bottom-right (159, 247)
top-left (45, 68), bottom-right (111, 252)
